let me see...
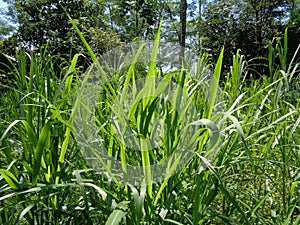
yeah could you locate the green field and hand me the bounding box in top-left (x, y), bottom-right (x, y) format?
top-left (0, 25), bottom-right (299, 224)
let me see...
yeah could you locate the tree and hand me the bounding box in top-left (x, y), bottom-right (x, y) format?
top-left (179, 0), bottom-right (187, 66)
top-left (201, 0), bottom-right (291, 74)
top-left (14, 1), bottom-right (102, 54)
top-left (0, 19), bottom-right (14, 39)
top-left (0, 0), bottom-right (123, 58)
top-left (195, 0), bottom-right (207, 52)
top-left (286, 0), bottom-right (300, 63)
top-left (0, 3), bottom-right (16, 39)
top-left (105, 0), bottom-right (161, 42)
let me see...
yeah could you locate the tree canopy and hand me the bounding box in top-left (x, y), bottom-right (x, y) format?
top-left (0, 0), bottom-right (299, 74)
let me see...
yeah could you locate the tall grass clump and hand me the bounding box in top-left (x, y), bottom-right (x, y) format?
top-left (0, 48), bottom-right (108, 224)
top-left (0, 19), bottom-right (299, 225)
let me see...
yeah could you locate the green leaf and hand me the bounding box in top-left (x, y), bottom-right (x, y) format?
top-left (293, 214), bottom-right (300, 225)
top-left (0, 120), bottom-right (21, 143)
top-left (20, 120), bottom-right (37, 147)
top-left (206, 47), bottom-right (224, 119)
top-left (147, 20), bottom-right (162, 78)
top-left (66, 12), bottom-right (108, 82)
top-left (190, 118), bottom-right (220, 150)
top-left (64, 54), bottom-right (79, 93)
top-left (105, 201), bottom-right (130, 225)
top-left (0, 169), bottom-right (19, 190)
top-left (128, 184), bottom-right (146, 224)
top-left (32, 122), bottom-right (51, 186)
top-left (163, 219), bottom-right (185, 225)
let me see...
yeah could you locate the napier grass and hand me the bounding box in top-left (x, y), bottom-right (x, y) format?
top-left (0, 24), bottom-right (299, 224)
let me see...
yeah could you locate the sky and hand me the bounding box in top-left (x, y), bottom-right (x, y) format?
top-left (0, 0), bottom-right (8, 19)
top-left (0, 0), bottom-right (7, 8)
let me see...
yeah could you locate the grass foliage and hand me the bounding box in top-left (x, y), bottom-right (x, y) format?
top-left (0, 25), bottom-right (299, 224)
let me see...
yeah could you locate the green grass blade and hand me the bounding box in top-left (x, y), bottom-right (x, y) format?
top-left (128, 184), bottom-right (146, 224)
top-left (105, 201), bottom-right (130, 225)
top-left (66, 14), bottom-right (98, 67)
top-left (0, 169), bottom-right (19, 190)
top-left (206, 47), bottom-right (224, 119)
top-left (61, 53), bottom-right (80, 99)
top-left (32, 122), bottom-right (50, 186)
top-left (74, 170), bottom-right (92, 224)
top-left (67, 11), bottom-right (118, 110)
top-left (147, 20), bottom-right (162, 78)
top-left (120, 43), bottom-right (148, 102)
top-left (293, 214), bottom-right (300, 225)
top-left (0, 120), bottom-right (21, 143)
top-left (163, 219), bottom-right (185, 225)
top-left (199, 156), bottom-right (251, 225)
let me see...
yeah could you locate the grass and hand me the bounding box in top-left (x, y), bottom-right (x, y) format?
top-left (0, 24), bottom-right (299, 224)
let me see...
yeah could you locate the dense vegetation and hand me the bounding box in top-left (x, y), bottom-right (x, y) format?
top-left (1, 1), bottom-right (300, 66)
top-left (0, 0), bottom-right (299, 224)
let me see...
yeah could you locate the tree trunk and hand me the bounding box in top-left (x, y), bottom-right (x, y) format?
top-left (198, 0), bottom-right (202, 51)
top-left (179, 0), bottom-right (187, 68)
